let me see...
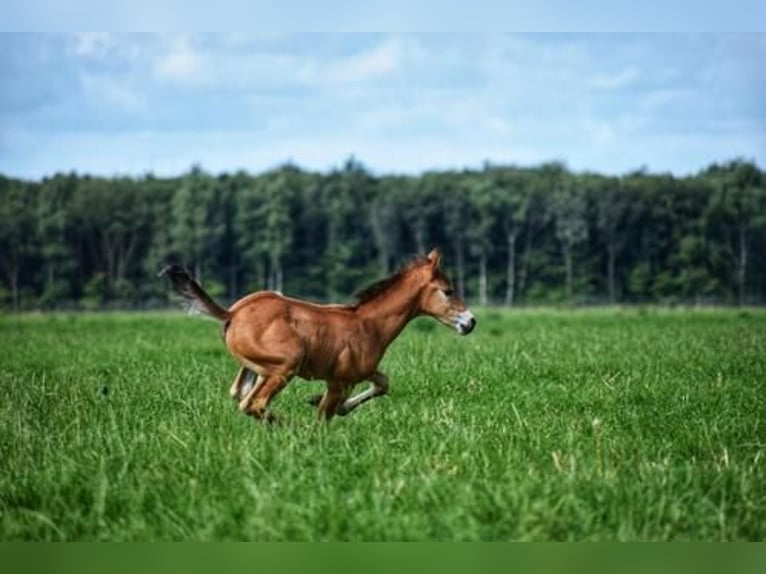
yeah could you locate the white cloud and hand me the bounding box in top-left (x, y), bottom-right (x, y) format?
top-left (323, 37), bottom-right (412, 83)
top-left (590, 67), bottom-right (641, 90)
top-left (150, 34), bottom-right (425, 92)
top-left (72, 33), bottom-right (144, 63)
top-left (154, 35), bottom-right (201, 84)
top-left (3, 34), bottom-right (765, 179)
top-left (639, 88), bottom-right (689, 111)
top-left (80, 73), bottom-right (145, 112)
top-left (349, 90), bottom-right (513, 142)
top-left (482, 116), bottom-right (514, 137)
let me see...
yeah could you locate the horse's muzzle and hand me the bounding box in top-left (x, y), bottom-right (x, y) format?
top-left (455, 311), bottom-right (477, 335)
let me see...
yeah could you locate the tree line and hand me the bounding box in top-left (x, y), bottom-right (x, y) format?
top-left (1, 158), bottom-right (765, 312)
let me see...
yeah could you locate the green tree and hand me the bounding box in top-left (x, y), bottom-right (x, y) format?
top-left (261, 166), bottom-right (299, 293)
top-left (2, 157), bottom-right (766, 310)
top-left (235, 176), bottom-right (268, 292)
top-left (70, 176), bottom-right (152, 304)
top-left (621, 172), bottom-right (677, 302)
top-left (320, 158), bottom-right (377, 300)
top-left (706, 161), bottom-right (766, 305)
top-left (403, 174), bottom-right (440, 255)
top-left (36, 174), bottom-right (78, 307)
top-left (517, 164), bottom-right (558, 303)
top-left (484, 166), bottom-right (530, 306)
top-left (440, 172), bottom-right (470, 299)
top-left (370, 177), bottom-right (405, 276)
top-left (552, 176), bottom-right (587, 305)
top-left (592, 176), bottom-right (632, 303)
top-left (0, 177), bottom-right (38, 311)
top-left (466, 171), bottom-right (496, 306)
top-left (142, 174), bottom-right (178, 303)
top-left (170, 165), bottom-right (221, 281)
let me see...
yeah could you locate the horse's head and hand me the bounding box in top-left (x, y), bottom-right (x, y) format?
top-left (418, 249), bottom-right (477, 335)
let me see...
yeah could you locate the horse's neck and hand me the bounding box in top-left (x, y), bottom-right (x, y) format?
top-left (356, 280), bottom-right (421, 344)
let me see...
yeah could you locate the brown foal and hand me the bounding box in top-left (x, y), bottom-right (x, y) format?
top-left (160, 249), bottom-right (476, 422)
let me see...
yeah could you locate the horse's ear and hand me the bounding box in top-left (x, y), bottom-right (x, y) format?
top-left (427, 248), bottom-right (442, 268)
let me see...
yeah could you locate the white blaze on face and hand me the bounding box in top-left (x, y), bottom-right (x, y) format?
top-left (454, 310), bottom-right (476, 335)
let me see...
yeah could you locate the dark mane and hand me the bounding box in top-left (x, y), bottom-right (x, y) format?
top-left (353, 255), bottom-right (430, 305)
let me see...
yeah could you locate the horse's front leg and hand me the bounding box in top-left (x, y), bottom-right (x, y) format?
top-left (315, 382), bottom-right (351, 422)
top-left (336, 371), bottom-right (389, 416)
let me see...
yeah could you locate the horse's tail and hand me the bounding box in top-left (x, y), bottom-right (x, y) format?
top-left (159, 264), bottom-right (231, 322)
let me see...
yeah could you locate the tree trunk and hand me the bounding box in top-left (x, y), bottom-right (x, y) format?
top-left (265, 258), bottom-right (274, 291)
top-left (505, 231), bottom-right (516, 306)
top-left (103, 233), bottom-right (116, 298)
top-left (738, 226), bottom-right (747, 306)
top-left (478, 251), bottom-right (488, 306)
top-left (455, 240), bottom-right (465, 300)
top-left (0, 248), bottom-right (21, 312)
top-left (10, 267), bottom-right (19, 314)
top-left (228, 262), bottom-right (237, 301)
top-left (518, 229), bottom-right (532, 303)
top-left (370, 207), bottom-right (390, 276)
top-left (414, 220), bottom-right (426, 254)
top-left (118, 234), bottom-right (138, 284)
top-left (275, 258), bottom-right (283, 294)
top-left (607, 242), bottom-right (616, 305)
top-left (378, 248), bottom-right (389, 276)
top-left (564, 243), bottom-right (573, 305)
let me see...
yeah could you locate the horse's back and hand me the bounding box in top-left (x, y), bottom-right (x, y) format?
top-left (229, 290), bottom-right (354, 315)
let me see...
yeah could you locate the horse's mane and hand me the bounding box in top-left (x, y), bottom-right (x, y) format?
top-left (353, 255), bottom-right (430, 305)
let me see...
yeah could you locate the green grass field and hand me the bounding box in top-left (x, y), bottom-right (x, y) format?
top-left (1, 308), bottom-right (764, 540)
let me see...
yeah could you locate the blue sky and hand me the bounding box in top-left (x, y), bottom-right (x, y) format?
top-left (1, 33), bottom-right (765, 179)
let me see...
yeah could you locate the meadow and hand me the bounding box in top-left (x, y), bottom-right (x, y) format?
top-left (0, 308), bottom-right (764, 541)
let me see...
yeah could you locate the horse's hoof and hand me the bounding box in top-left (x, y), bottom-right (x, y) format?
top-left (247, 410), bottom-right (280, 425)
top-left (265, 413), bottom-right (280, 425)
top-left (336, 405), bottom-right (351, 417)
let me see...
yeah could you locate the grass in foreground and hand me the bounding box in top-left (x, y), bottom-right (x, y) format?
top-left (0, 308), bottom-right (764, 540)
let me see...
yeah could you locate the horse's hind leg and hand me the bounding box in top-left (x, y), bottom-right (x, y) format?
top-left (337, 372), bottom-right (389, 416)
top-left (237, 373), bottom-right (265, 408)
top-left (229, 366), bottom-right (256, 400)
top-left (240, 372), bottom-right (291, 423)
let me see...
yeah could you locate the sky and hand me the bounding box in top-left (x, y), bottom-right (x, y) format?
top-left (1, 33), bottom-right (765, 179)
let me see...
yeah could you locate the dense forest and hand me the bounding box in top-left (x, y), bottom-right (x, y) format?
top-left (1, 158), bottom-right (764, 311)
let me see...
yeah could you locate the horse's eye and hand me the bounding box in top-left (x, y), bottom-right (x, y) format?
top-left (443, 288), bottom-right (454, 297)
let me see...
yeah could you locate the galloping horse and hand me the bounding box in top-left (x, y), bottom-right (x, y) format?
top-left (160, 249), bottom-right (476, 422)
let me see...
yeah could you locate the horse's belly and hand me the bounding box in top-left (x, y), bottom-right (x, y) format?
top-left (297, 344), bottom-right (375, 384)
top-left (296, 353), bottom-right (334, 381)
